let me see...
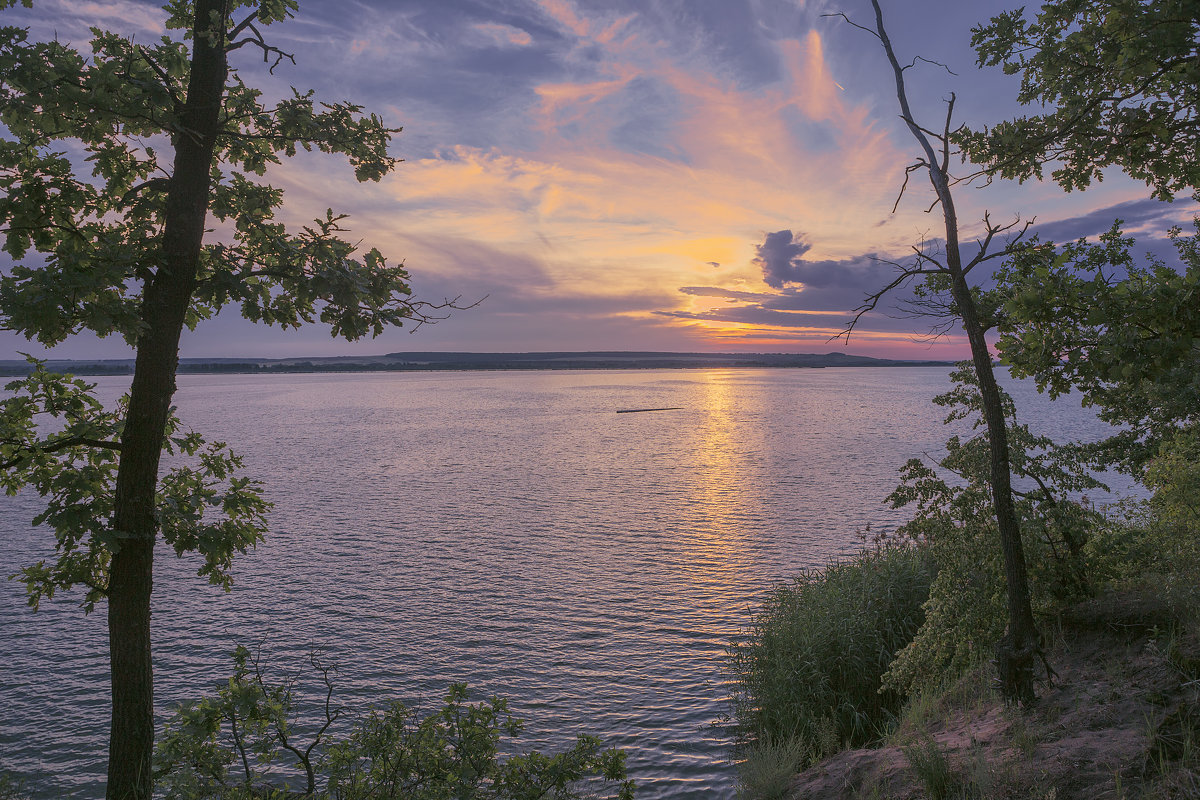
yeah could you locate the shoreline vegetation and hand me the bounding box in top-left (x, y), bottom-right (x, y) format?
top-left (728, 367), bottom-right (1200, 799)
top-left (731, 539), bottom-right (1200, 800)
top-left (0, 352), bottom-right (953, 377)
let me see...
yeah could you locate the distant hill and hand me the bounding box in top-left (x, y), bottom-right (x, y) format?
top-left (0, 351), bottom-right (953, 376)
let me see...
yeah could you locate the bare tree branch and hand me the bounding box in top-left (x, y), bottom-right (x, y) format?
top-left (906, 55), bottom-right (958, 76)
top-left (963, 215), bottom-right (1036, 275)
top-left (892, 161), bottom-right (927, 213)
top-left (820, 12), bottom-right (880, 40)
top-left (832, 256), bottom-right (943, 342)
top-left (226, 23), bottom-right (296, 73)
top-left (941, 93), bottom-right (956, 175)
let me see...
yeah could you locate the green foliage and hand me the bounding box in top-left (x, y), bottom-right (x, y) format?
top-left (155, 646), bottom-right (635, 800)
top-left (0, 772), bottom-right (28, 800)
top-left (0, 7), bottom-right (420, 349)
top-left (728, 539), bottom-right (936, 769)
top-left (882, 366), bottom-right (1103, 695)
top-left (1, 359), bottom-right (269, 610)
top-left (1087, 427), bottom-right (1200, 608)
top-left (957, 0), bottom-right (1200, 200)
top-left (1145, 427), bottom-right (1200, 536)
top-left (995, 221), bottom-right (1200, 474)
top-left (0, 3), bottom-right (451, 794)
top-left (0, 0), bottom-right (438, 645)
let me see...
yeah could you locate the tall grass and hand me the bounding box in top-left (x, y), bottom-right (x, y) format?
top-left (728, 540), bottom-right (935, 769)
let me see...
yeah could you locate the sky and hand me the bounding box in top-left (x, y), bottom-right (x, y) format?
top-left (1, 0), bottom-right (1196, 360)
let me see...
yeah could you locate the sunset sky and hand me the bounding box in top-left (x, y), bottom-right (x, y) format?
top-left (3, 0), bottom-right (1196, 360)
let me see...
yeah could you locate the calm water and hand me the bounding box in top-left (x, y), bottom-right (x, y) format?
top-left (0, 368), bottom-right (1119, 798)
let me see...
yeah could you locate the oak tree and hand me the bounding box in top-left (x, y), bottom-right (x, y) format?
top-left (0, 2), bottom-right (449, 797)
top-left (994, 222), bottom-right (1200, 475)
top-left (834, 0), bottom-right (1045, 702)
top-left (956, 0), bottom-right (1200, 201)
top-left (960, 0), bottom-right (1200, 476)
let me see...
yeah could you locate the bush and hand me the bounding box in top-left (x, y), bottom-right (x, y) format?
top-left (0, 773), bottom-right (28, 800)
top-left (728, 540), bottom-right (935, 768)
top-left (1086, 426), bottom-right (1200, 611)
top-left (154, 646), bottom-right (634, 800)
top-left (880, 366), bottom-right (1103, 696)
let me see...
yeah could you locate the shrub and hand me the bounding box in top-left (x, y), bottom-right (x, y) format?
top-left (1086, 426), bottom-right (1200, 612)
top-left (881, 366), bottom-right (1103, 696)
top-left (728, 540), bottom-right (935, 768)
top-left (154, 646), bottom-right (634, 800)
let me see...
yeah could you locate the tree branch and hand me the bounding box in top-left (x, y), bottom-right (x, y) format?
top-left (833, 257), bottom-right (944, 342)
top-left (821, 12), bottom-right (880, 40)
top-left (892, 161), bottom-right (927, 213)
top-left (226, 22), bottom-right (295, 73)
top-left (135, 46), bottom-right (183, 111)
top-left (1, 436), bottom-right (123, 470)
top-left (963, 215), bottom-right (1035, 275)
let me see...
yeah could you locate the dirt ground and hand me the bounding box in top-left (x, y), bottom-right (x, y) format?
top-left (785, 591), bottom-right (1200, 800)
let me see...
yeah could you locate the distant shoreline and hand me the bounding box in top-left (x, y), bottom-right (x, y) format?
top-left (0, 351), bottom-right (954, 377)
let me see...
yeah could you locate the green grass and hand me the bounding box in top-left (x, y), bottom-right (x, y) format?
top-left (736, 737), bottom-right (806, 800)
top-left (729, 540), bottom-right (935, 772)
top-left (903, 736), bottom-right (963, 800)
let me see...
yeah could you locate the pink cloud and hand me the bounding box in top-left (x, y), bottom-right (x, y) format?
top-left (472, 22), bottom-right (534, 48)
top-left (536, 0), bottom-right (591, 38)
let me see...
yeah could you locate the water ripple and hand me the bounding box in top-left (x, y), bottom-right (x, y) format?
top-left (0, 368), bottom-right (1122, 798)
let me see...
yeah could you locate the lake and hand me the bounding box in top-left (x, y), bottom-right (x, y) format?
top-left (0, 367), bottom-right (1121, 798)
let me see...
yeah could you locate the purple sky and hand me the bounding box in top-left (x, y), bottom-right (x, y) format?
top-left (2, 0), bottom-right (1195, 360)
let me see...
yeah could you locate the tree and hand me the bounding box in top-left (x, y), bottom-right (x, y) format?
top-left (154, 647), bottom-right (635, 800)
top-left (959, 0), bottom-right (1200, 476)
top-left (882, 366), bottom-right (1103, 694)
top-left (955, 0), bottom-right (1200, 201)
top-left (0, 3), bottom-right (451, 797)
top-left (994, 221), bottom-right (1200, 475)
top-left (832, 0), bottom-right (1044, 702)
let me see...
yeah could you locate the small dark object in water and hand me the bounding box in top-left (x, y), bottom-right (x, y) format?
top-left (615, 407), bottom-right (683, 413)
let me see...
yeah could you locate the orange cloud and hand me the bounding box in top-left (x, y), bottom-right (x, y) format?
top-left (536, 0), bottom-right (591, 38)
top-left (269, 7), bottom-right (940, 353)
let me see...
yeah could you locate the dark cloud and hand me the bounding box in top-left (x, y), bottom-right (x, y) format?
top-left (674, 200), bottom-right (1200, 345)
top-left (680, 285), bottom-right (810, 310)
top-left (667, 228), bottom-right (969, 340)
top-left (749, 228), bottom-right (901, 309)
top-left (753, 229), bottom-right (812, 288)
top-left (1030, 197), bottom-right (1196, 243)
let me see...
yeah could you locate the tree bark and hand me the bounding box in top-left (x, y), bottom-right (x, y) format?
top-left (105, 2), bottom-right (229, 797)
top-left (870, 0), bottom-right (1041, 703)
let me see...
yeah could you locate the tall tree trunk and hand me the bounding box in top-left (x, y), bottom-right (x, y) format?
top-left (870, 0), bottom-right (1041, 703)
top-left (105, 2), bottom-right (229, 797)
top-left (948, 275), bottom-right (1040, 703)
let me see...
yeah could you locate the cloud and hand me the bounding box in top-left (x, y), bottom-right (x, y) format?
top-left (1030, 197), bottom-right (1197, 243)
top-left (749, 228), bottom-right (902, 307)
top-left (656, 223), bottom-right (973, 354)
top-left (536, 0), bottom-right (593, 39)
top-left (471, 22), bottom-right (534, 48)
top-left (5, 0), bottom-right (167, 42)
top-left (754, 229), bottom-right (813, 288)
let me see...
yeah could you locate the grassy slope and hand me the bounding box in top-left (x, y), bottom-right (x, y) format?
top-left (781, 587), bottom-right (1200, 800)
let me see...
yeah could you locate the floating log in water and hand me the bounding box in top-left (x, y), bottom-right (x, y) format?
top-left (615, 407), bottom-right (683, 414)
